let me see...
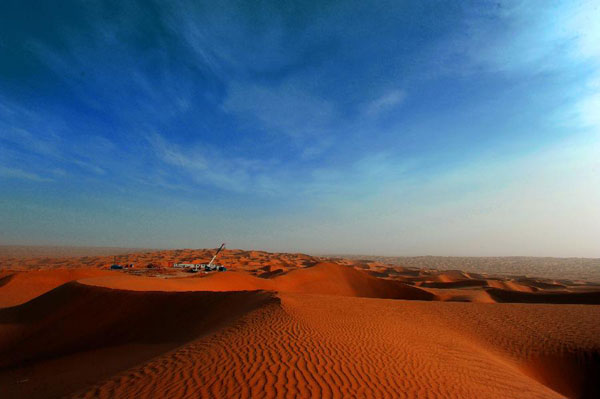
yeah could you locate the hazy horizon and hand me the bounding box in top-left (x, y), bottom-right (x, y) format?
top-left (2, 244), bottom-right (600, 260)
top-left (1, 1), bottom-right (599, 257)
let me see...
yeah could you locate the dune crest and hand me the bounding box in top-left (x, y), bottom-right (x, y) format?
top-left (77, 261), bottom-right (436, 301)
top-left (0, 282), bottom-right (276, 399)
top-left (0, 268), bottom-right (112, 307)
top-left (274, 262), bottom-right (436, 300)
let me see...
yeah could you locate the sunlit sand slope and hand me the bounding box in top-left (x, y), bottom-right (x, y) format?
top-left (70, 293), bottom-right (599, 399)
top-left (0, 268), bottom-right (112, 307)
top-left (274, 262), bottom-right (435, 299)
top-left (78, 262), bottom-right (436, 301)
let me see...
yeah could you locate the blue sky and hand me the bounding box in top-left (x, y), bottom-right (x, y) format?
top-left (1, 1), bottom-right (599, 256)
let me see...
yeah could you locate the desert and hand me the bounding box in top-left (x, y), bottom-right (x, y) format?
top-left (4, 1), bottom-right (600, 398)
top-left (1, 246), bottom-right (599, 399)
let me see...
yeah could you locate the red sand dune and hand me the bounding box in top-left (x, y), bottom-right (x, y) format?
top-left (487, 288), bottom-right (600, 304)
top-left (75, 262), bottom-right (436, 301)
top-left (486, 279), bottom-right (536, 292)
top-left (0, 262), bottom-right (436, 306)
top-left (420, 278), bottom-right (489, 288)
top-left (273, 262), bottom-right (435, 300)
top-left (25, 291), bottom-right (599, 399)
top-left (1, 248), bottom-right (600, 398)
top-left (4, 284), bottom-right (600, 399)
top-left (0, 282), bottom-right (275, 399)
top-left (0, 268), bottom-right (112, 308)
top-left (421, 287), bottom-right (497, 303)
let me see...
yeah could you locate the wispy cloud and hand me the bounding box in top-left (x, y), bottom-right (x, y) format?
top-left (0, 95), bottom-right (114, 182)
top-left (0, 166), bottom-right (53, 182)
top-left (445, 1), bottom-right (598, 75)
top-left (572, 76), bottom-right (600, 130)
top-left (146, 132), bottom-right (279, 194)
top-left (363, 90), bottom-right (406, 116)
top-left (223, 80), bottom-right (337, 138)
top-left (444, 0), bottom-right (600, 134)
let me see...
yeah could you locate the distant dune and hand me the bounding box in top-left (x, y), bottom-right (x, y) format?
top-left (72, 262), bottom-right (436, 302)
top-left (1, 247), bottom-right (599, 398)
top-left (337, 254), bottom-right (600, 282)
top-left (487, 288), bottom-right (600, 305)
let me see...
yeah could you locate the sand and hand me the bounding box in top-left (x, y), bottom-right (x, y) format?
top-left (0, 268), bottom-right (113, 308)
top-left (1, 248), bottom-right (599, 398)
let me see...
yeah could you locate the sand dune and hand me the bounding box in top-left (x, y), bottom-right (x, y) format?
top-left (488, 288), bottom-right (600, 304)
top-left (420, 278), bottom-right (489, 288)
top-left (78, 262), bottom-right (435, 301)
top-left (1, 248), bottom-right (599, 398)
top-left (273, 262), bottom-right (435, 300)
top-left (0, 268), bottom-right (112, 307)
top-left (342, 255), bottom-right (600, 282)
top-left (422, 287), bottom-right (497, 303)
top-left (486, 279), bottom-right (536, 292)
top-left (62, 293), bottom-right (599, 399)
top-left (2, 248), bottom-right (598, 300)
top-left (0, 273), bottom-right (14, 288)
top-left (0, 282), bottom-right (275, 399)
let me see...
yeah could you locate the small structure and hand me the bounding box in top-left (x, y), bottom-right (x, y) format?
top-left (109, 256), bottom-right (124, 270)
top-left (173, 263), bottom-right (198, 269)
top-left (198, 243), bottom-right (227, 272)
top-left (173, 243), bottom-right (227, 273)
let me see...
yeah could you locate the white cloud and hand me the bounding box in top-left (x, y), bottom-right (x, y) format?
top-left (570, 76), bottom-right (600, 131)
top-left (146, 132), bottom-right (280, 193)
top-left (71, 159), bottom-right (106, 175)
top-left (563, 0), bottom-right (600, 61)
top-left (364, 89), bottom-right (406, 116)
top-left (223, 80), bottom-right (336, 138)
top-left (439, 1), bottom-right (600, 137)
top-left (0, 94), bottom-right (119, 183)
top-left (453, 1), bottom-right (598, 74)
top-left (0, 166), bottom-right (53, 182)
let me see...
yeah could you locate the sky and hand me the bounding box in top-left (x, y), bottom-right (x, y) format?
top-left (1, 0), bottom-right (599, 256)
